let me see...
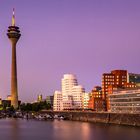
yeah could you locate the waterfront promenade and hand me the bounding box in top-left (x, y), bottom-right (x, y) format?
top-left (40, 111), bottom-right (140, 127)
top-left (0, 110), bottom-right (139, 127)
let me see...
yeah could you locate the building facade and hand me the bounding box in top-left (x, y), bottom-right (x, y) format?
top-left (53, 91), bottom-right (62, 111)
top-left (46, 95), bottom-right (54, 108)
top-left (72, 85), bottom-right (85, 109)
top-left (61, 74), bottom-right (78, 100)
top-left (108, 88), bottom-right (140, 113)
top-left (61, 74), bottom-right (77, 110)
top-left (128, 73), bottom-right (140, 87)
top-left (82, 93), bottom-right (90, 110)
top-left (88, 86), bottom-right (105, 111)
top-left (53, 74), bottom-right (86, 111)
top-left (37, 94), bottom-right (43, 102)
top-left (102, 70), bottom-right (127, 99)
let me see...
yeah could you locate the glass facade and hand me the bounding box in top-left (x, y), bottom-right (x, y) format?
top-left (108, 89), bottom-right (140, 113)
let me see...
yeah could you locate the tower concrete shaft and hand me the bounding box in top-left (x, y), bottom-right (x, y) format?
top-left (7, 9), bottom-right (21, 109)
top-left (11, 42), bottom-right (18, 108)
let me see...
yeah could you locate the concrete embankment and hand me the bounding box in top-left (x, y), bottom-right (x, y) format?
top-left (68, 112), bottom-right (140, 127)
top-left (41, 111), bottom-right (140, 127)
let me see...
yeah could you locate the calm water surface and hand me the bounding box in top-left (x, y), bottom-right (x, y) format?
top-left (0, 118), bottom-right (139, 140)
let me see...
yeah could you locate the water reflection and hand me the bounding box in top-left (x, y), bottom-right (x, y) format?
top-left (10, 119), bottom-right (19, 140)
top-left (52, 120), bottom-right (91, 140)
top-left (0, 119), bottom-right (139, 140)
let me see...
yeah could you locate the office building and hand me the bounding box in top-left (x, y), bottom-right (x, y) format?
top-left (108, 88), bottom-right (140, 113)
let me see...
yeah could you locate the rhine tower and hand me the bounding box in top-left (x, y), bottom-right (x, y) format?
top-left (7, 9), bottom-right (21, 108)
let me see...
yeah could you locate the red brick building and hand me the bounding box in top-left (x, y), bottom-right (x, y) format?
top-left (88, 86), bottom-right (105, 111)
top-left (102, 70), bottom-right (128, 99)
top-left (102, 70), bottom-right (137, 111)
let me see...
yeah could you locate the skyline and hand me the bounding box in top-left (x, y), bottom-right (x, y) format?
top-left (0, 0), bottom-right (140, 102)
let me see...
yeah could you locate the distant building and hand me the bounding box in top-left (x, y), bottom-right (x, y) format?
top-left (0, 95), bottom-right (21, 108)
top-left (37, 94), bottom-right (43, 102)
top-left (2, 100), bottom-right (11, 108)
top-left (128, 73), bottom-right (140, 87)
top-left (7, 95), bottom-right (12, 101)
top-left (46, 96), bottom-right (54, 107)
top-left (108, 88), bottom-right (140, 113)
top-left (53, 91), bottom-right (62, 111)
top-left (82, 93), bottom-right (90, 109)
top-left (0, 98), bottom-right (2, 105)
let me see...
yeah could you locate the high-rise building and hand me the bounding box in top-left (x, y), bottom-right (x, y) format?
top-left (7, 9), bottom-right (21, 109)
top-left (53, 91), bottom-right (62, 111)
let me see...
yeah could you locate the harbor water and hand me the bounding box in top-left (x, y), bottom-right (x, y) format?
top-left (0, 118), bottom-right (139, 140)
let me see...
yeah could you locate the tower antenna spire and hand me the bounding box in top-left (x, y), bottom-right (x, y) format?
top-left (12, 8), bottom-right (15, 26)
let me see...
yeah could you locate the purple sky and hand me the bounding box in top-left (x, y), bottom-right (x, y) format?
top-left (0, 0), bottom-right (140, 102)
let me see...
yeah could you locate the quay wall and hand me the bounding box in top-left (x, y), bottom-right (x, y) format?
top-left (41, 111), bottom-right (140, 127)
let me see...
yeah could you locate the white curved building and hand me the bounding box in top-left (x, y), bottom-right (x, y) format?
top-left (53, 74), bottom-right (86, 111)
top-left (61, 74), bottom-right (78, 110)
top-left (62, 74), bottom-right (78, 101)
top-left (72, 85), bottom-right (85, 109)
